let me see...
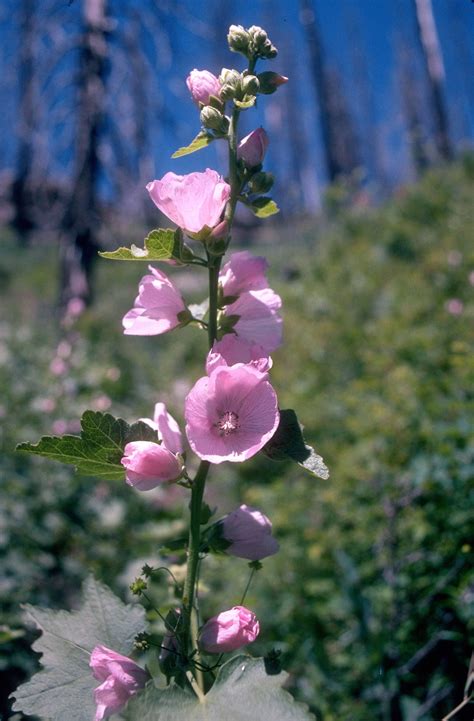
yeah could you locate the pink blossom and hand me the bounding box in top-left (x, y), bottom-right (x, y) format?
top-left (220, 504), bottom-right (279, 561)
top-left (186, 69), bottom-right (221, 105)
top-left (219, 251), bottom-right (269, 297)
top-left (206, 335), bottom-right (272, 374)
top-left (184, 364), bottom-right (279, 463)
top-left (90, 645), bottom-right (148, 721)
top-left (199, 606), bottom-right (260, 654)
top-left (141, 402), bottom-right (184, 455)
top-left (237, 128), bottom-right (269, 167)
top-left (122, 266), bottom-right (186, 336)
top-left (445, 298), bottom-right (464, 316)
top-left (121, 441), bottom-right (183, 491)
top-left (224, 288), bottom-right (283, 354)
top-left (146, 170), bottom-right (231, 235)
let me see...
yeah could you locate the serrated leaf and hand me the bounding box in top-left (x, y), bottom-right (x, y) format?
top-left (249, 197), bottom-right (279, 218)
top-left (172, 131), bottom-right (214, 159)
top-left (262, 409), bottom-right (329, 479)
top-left (17, 411), bottom-right (159, 480)
top-left (11, 576), bottom-right (146, 721)
top-left (100, 228), bottom-right (195, 264)
top-left (126, 655), bottom-right (315, 720)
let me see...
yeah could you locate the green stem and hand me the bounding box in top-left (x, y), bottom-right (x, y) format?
top-left (240, 568), bottom-right (256, 605)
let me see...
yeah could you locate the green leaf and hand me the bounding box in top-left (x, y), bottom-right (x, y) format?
top-left (249, 197), bottom-right (280, 218)
top-left (172, 131), bottom-right (214, 158)
top-left (262, 409), bottom-right (329, 480)
top-left (234, 95), bottom-right (256, 109)
top-left (17, 411), bottom-right (159, 480)
top-left (126, 655), bottom-right (315, 720)
top-left (100, 228), bottom-right (195, 264)
top-left (11, 576), bottom-right (146, 721)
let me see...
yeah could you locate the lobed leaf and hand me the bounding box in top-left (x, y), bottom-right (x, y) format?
top-left (11, 576), bottom-right (146, 721)
top-left (99, 228), bottom-right (195, 264)
top-left (172, 131), bottom-right (215, 158)
top-left (249, 197), bottom-right (280, 218)
top-left (126, 655), bottom-right (315, 720)
top-left (262, 409), bottom-right (329, 479)
top-left (17, 411), bottom-right (158, 480)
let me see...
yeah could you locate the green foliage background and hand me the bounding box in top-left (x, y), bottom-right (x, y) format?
top-left (1, 159), bottom-right (473, 720)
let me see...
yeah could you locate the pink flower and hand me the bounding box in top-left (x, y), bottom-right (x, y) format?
top-left (186, 69), bottom-right (221, 105)
top-left (237, 128), bottom-right (269, 167)
top-left (141, 402), bottom-right (184, 455)
top-left (445, 298), bottom-right (464, 316)
top-left (224, 288), bottom-right (283, 354)
top-left (122, 266), bottom-right (187, 336)
top-left (220, 504), bottom-right (279, 561)
top-left (185, 364), bottom-right (279, 463)
top-left (121, 441), bottom-right (183, 491)
top-left (206, 335), bottom-right (272, 374)
top-left (219, 251), bottom-right (269, 297)
top-left (90, 645), bottom-right (148, 721)
top-left (146, 170), bottom-right (231, 235)
top-left (199, 606), bottom-right (260, 654)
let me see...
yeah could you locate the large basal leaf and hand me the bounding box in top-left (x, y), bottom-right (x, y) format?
top-left (11, 576), bottom-right (147, 721)
top-left (262, 409), bottom-right (329, 479)
top-left (171, 131), bottom-right (214, 158)
top-left (17, 411), bottom-right (158, 480)
top-left (99, 228), bottom-right (195, 264)
top-left (126, 655), bottom-right (315, 720)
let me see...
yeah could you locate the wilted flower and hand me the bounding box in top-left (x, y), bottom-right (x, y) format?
top-left (122, 266), bottom-right (187, 336)
top-left (219, 504), bottom-right (279, 561)
top-left (199, 606), bottom-right (260, 653)
top-left (186, 69), bottom-right (221, 105)
top-left (219, 250), bottom-right (269, 297)
top-left (146, 170), bottom-right (231, 235)
top-left (237, 128), bottom-right (269, 167)
top-left (185, 363), bottom-right (279, 463)
top-left (90, 645), bottom-right (148, 721)
top-left (121, 441), bottom-right (183, 491)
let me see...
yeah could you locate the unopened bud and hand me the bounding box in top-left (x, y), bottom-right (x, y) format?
top-left (186, 69), bottom-right (221, 106)
top-left (207, 220), bottom-right (229, 256)
top-left (200, 106), bottom-right (229, 134)
top-left (248, 171), bottom-right (274, 194)
top-left (237, 128), bottom-right (269, 168)
top-left (219, 68), bottom-right (242, 101)
top-left (257, 71), bottom-right (288, 95)
top-left (241, 74), bottom-right (260, 96)
top-left (227, 24), bottom-right (250, 55)
top-left (248, 25), bottom-right (278, 59)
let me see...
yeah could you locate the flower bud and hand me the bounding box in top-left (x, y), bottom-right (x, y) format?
top-left (121, 441), bottom-right (183, 491)
top-left (241, 74), bottom-right (260, 96)
top-left (200, 106), bottom-right (229, 134)
top-left (90, 646), bottom-right (148, 721)
top-left (248, 171), bottom-right (274, 194)
top-left (237, 128), bottom-right (269, 168)
top-left (257, 71), bottom-right (288, 95)
top-left (186, 69), bottom-right (221, 106)
top-left (227, 24), bottom-right (250, 55)
top-left (219, 68), bottom-right (242, 101)
top-left (248, 25), bottom-right (278, 59)
top-left (220, 504), bottom-right (279, 561)
top-left (206, 220), bottom-right (229, 257)
top-left (199, 605), bottom-right (260, 653)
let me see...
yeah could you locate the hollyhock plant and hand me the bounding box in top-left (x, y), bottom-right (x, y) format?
top-left (219, 250), bottom-right (269, 297)
top-left (199, 606), bottom-right (260, 654)
top-left (185, 363), bottom-right (279, 463)
top-left (186, 69), bottom-right (221, 105)
top-left (219, 504), bottom-right (279, 561)
top-left (146, 169), bottom-right (231, 235)
top-left (224, 288), bottom-right (283, 353)
top-left (122, 266), bottom-right (187, 336)
top-left (206, 335), bottom-right (272, 374)
top-left (90, 645), bottom-right (148, 721)
top-left (141, 402), bottom-right (184, 455)
top-left (121, 441), bottom-right (183, 491)
top-left (237, 128), bottom-right (269, 167)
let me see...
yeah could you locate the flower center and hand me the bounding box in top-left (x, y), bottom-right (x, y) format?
top-left (216, 411), bottom-right (240, 436)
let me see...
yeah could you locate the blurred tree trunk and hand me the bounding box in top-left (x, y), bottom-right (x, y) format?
top-left (398, 40), bottom-right (430, 175)
top-left (412, 0), bottom-right (453, 161)
top-left (59, 0), bottom-right (108, 314)
top-left (299, 0), bottom-right (358, 183)
top-left (12, 0), bottom-right (36, 240)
